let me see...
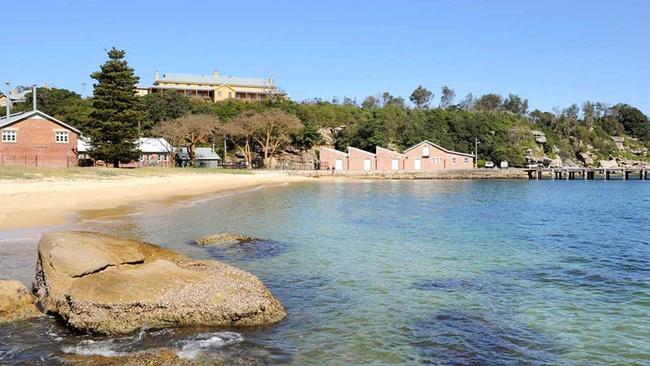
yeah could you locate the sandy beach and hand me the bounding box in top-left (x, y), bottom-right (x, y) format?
top-left (0, 170), bottom-right (311, 229)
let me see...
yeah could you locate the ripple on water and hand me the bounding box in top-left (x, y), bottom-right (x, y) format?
top-left (409, 310), bottom-right (561, 366)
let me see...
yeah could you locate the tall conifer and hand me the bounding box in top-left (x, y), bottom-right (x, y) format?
top-left (87, 48), bottom-right (143, 167)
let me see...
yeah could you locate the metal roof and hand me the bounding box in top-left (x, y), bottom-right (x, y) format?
top-left (0, 110), bottom-right (81, 134)
top-left (157, 73), bottom-right (272, 87)
top-left (77, 137), bottom-right (172, 153)
top-left (178, 147), bottom-right (221, 160)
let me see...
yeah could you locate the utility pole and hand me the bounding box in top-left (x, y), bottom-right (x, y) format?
top-left (223, 137), bottom-right (227, 167)
top-left (474, 137), bottom-right (479, 168)
top-left (5, 82), bottom-right (9, 118)
top-left (81, 83), bottom-right (87, 98)
top-left (32, 85), bottom-right (37, 111)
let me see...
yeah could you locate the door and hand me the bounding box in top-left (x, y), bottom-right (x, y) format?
top-left (335, 159), bottom-right (343, 171)
top-left (391, 159), bottom-right (399, 170)
top-left (414, 159), bottom-right (422, 170)
top-left (363, 159), bottom-right (372, 171)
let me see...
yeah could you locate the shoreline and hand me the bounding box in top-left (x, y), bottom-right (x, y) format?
top-left (286, 168), bottom-right (530, 179)
top-left (0, 172), bottom-right (312, 230)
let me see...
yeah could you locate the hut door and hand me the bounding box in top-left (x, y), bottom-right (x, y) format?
top-left (414, 159), bottom-right (422, 170)
top-left (363, 159), bottom-right (371, 171)
top-left (391, 159), bottom-right (399, 170)
top-left (335, 159), bottom-right (343, 170)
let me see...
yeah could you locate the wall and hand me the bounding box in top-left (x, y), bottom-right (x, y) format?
top-left (347, 148), bottom-right (375, 171)
top-left (0, 117), bottom-right (78, 167)
top-left (319, 148), bottom-right (347, 170)
top-left (376, 147), bottom-right (405, 171)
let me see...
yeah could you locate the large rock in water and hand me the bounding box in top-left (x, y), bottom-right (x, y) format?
top-left (32, 232), bottom-right (285, 334)
top-left (0, 280), bottom-right (42, 322)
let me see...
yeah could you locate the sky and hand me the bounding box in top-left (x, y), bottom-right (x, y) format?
top-left (2, 0), bottom-right (649, 113)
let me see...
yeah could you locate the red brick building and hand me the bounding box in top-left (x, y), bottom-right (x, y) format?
top-left (0, 110), bottom-right (80, 167)
top-left (376, 146), bottom-right (406, 171)
top-left (347, 147), bottom-right (375, 171)
top-left (403, 140), bottom-right (474, 171)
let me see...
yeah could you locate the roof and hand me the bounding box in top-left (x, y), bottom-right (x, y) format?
top-left (78, 137), bottom-right (173, 153)
top-left (347, 146), bottom-right (375, 156)
top-left (0, 110), bottom-right (81, 134)
top-left (146, 84), bottom-right (215, 92)
top-left (156, 73), bottom-right (272, 88)
top-left (138, 138), bottom-right (172, 153)
top-left (178, 147), bottom-right (221, 160)
top-left (319, 146), bottom-right (347, 156)
top-left (403, 140), bottom-right (474, 158)
top-left (376, 146), bottom-right (406, 157)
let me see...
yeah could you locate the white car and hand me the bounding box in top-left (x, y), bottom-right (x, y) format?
top-left (485, 161), bottom-right (495, 168)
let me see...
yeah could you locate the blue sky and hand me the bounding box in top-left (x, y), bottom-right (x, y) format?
top-left (2, 0), bottom-right (649, 113)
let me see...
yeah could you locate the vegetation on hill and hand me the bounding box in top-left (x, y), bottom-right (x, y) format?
top-left (4, 65), bottom-right (649, 168)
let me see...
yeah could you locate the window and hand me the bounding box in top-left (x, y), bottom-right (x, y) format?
top-left (451, 157), bottom-right (456, 164)
top-left (422, 146), bottom-right (430, 157)
top-left (2, 129), bottom-right (16, 143)
top-left (464, 157), bottom-right (469, 164)
top-left (55, 131), bottom-right (69, 143)
top-left (432, 157), bottom-right (442, 163)
top-left (217, 91), bottom-right (222, 97)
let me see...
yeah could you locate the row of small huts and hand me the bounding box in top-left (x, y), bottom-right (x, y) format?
top-left (319, 141), bottom-right (475, 171)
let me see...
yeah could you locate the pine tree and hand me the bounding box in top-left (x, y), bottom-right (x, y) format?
top-left (86, 48), bottom-right (143, 167)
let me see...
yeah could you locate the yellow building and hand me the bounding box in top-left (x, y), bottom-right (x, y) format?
top-left (136, 71), bottom-right (286, 102)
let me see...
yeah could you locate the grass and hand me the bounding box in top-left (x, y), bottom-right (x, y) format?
top-left (0, 166), bottom-right (252, 181)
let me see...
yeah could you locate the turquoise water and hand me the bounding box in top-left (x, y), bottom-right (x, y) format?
top-left (1, 180), bottom-right (649, 365)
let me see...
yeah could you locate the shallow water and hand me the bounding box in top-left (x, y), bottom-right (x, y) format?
top-left (1, 180), bottom-right (649, 365)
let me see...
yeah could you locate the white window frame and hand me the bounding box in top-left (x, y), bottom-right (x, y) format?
top-left (432, 157), bottom-right (442, 163)
top-left (451, 157), bottom-right (457, 164)
top-left (464, 157), bottom-right (469, 164)
top-left (2, 129), bottom-right (17, 143)
top-left (55, 131), bottom-right (70, 144)
top-left (422, 146), bottom-right (430, 157)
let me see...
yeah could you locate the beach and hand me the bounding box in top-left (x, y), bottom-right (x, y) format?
top-left (0, 169), bottom-right (311, 229)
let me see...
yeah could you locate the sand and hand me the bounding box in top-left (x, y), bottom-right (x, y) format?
top-left (0, 172), bottom-right (311, 229)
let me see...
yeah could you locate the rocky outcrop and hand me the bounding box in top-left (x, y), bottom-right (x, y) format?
top-left (0, 280), bottom-right (42, 323)
top-left (32, 232), bottom-right (285, 334)
top-left (194, 233), bottom-right (256, 246)
top-left (577, 152), bottom-right (594, 167)
top-left (271, 146), bottom-right (317, 170)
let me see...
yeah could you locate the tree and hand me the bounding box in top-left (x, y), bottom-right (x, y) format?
top-left (152, 114), bottom-right (220, 166)
top-left (474, 93), bottom-right (503, 111)
top-left (361, 96), bottom-right (379, 109)
top-left (439, 86), bottom-right (456, 109)
top-left (612, 103), bottom-right (650, 141)
top-left (502, 94), bottom-right (528, 115)
top-left (222, 111), bottom-right (259, 169)
top-left (17, 87), bottom-right (92, 129)
top-left (459, 93), bottom-right (475, 110)
top-left (581, 101), bottom-right (596, 127)
top-left (142, 90), bottom-right (191, 130)
top-left (86, 48), bottom-right (144, 167)
top-left (409, 86), bottom-right (433, 109)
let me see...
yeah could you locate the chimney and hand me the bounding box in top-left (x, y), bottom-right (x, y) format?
top-left (32, 85), bottom-right (37, 111)
top-left (5, 82), bottom-right (9, 119)
top-left (212, 70), bottom-right (220, 77)
top-left (154, 70), bottom-right (160, 81)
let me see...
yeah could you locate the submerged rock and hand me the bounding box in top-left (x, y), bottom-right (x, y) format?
top-left (0, 280), bottom-right (42, 322)
top-left (32, 231), bottom-right (285, 334)
top-left (194, 233), bottom-right (256, 246)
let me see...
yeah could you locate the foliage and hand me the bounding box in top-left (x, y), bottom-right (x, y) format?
top-left (409, 86), bottom-right (433, 109)
top-left (141, 90), bottom-right (191, 131)
top-left (153, 114), bottom-right (220, 166)
top-left (85, 48), bottom-right (144, 167)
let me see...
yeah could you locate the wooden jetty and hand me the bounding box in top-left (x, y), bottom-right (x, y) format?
top-left (525, 167), bottom-right (648, 180)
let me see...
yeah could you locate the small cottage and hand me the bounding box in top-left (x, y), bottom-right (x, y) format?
top-left (0, 110), bottom-right (80, 167)
top-left (319, 146), bottom-right (348, 170)
top-left (376, 146), bottom-right (406, 171)
top-left (347, 147), bottom-right (375, 171)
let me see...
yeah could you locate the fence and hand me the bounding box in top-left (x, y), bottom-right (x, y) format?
top-left (0, 153), bottom-right (77, 168)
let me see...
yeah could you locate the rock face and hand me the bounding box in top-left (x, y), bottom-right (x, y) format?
top-left (0, 280), bottom-right (42, 323)
top-left (33, 232), bottom-right (286, 334)
top-left (194, 233), bottom-right (256, 246)
top-left (578, 152), bottom-right (594, 167)
top-left (599, 159), bottom-right (618, 169)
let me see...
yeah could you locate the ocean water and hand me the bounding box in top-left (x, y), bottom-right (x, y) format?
top-left (0, 179), bottom-right (649, 365)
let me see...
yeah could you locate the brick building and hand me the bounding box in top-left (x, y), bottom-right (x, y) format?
top-left (0, 110), bottom-right (80, 167)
